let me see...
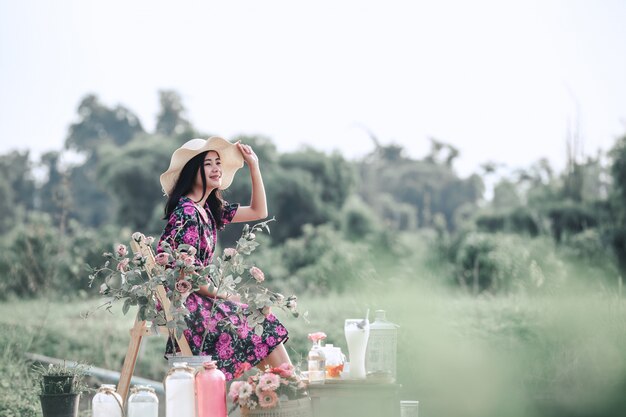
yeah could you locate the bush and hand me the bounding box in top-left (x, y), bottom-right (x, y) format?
top-left (0, 214), bottom-right (121, 299)
top-left (253, 224), bottom-right (375, 295)
top-left (454, 232), bottom-right (566, 294)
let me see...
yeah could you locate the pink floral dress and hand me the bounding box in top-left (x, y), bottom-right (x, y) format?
top-left (158, 196), bottom-right (289, 380)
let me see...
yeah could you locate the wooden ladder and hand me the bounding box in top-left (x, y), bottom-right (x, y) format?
top-left (116, 238), bottom-right (192, 402)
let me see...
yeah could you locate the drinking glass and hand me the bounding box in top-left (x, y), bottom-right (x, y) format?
top-left (344, 318), bottom-right (370, 379)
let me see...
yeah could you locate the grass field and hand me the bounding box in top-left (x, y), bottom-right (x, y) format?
top-left (2, 274), bottom-right (626, 417)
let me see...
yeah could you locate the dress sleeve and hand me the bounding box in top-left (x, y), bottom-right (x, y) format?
top-left (221, 201), bottom-right (239, 226)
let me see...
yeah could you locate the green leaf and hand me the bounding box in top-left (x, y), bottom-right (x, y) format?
top-left (122, 298), bottom-right (131, 315)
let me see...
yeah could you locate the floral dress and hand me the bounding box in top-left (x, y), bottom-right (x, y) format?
top-left (158, 196), bottom-right (289, 380)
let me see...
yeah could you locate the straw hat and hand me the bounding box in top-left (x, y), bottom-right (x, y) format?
top-left (160, 137), bottom-right (244, 196)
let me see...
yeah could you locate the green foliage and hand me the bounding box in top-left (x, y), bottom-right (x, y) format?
top-left (546, 201), bottom-right (599, 243)
top-left (475, 207), bottom-right (541, 236)
top-left (279, 148), bottom-right (355, 210)
top-left (65, 94), bottom-right (144, 155)
top-left (340, 195), bottom-right (380, 239)
top-left (33, 362), bottom-right (91, 395)
top-left (97, 134), bottom-right (176, 232)
top-left (265, 224), bottom-right (375, 294)
top-left (0, 327), bottom-right (40, 417)
top-left (0, 213), bottom-right (120, 299)
top-left (0, 150), bottom-right (36, 213)
top-left (358, 146), bottom-right (483, 231)
top-left (452, 233), bottom-right (566, 294)
top-left (155, 90), bottom-right (193, 138)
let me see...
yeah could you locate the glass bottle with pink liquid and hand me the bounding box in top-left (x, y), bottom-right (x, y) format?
top-left (195, 360), bottom-right (227, 417)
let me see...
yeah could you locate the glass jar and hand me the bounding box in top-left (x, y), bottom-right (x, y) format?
top-left (165, 362), bottom-right (196, 417)
top-left (92, 384), bottom-right (123, 417)
top-left (322, 344), bottom-right (346, 378)
top-left (307, 340), bottom-right (326, 384)
top-left (127, 385), bottom-right (159, 417)
top-left (365, 310), bottom-right (399, 382)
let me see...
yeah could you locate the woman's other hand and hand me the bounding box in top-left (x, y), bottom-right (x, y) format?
top-left (237, 142), bottom-right (259, 168)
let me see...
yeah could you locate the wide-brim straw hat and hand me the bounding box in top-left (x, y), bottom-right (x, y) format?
top-left (160, 137), bottom-right (244, 196)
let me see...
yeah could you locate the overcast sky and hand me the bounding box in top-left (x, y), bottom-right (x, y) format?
top-left (1, 0), bottom-right (625, 177)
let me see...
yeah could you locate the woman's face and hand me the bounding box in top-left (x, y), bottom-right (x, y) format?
top-left (197, 150), bottom-right (222, 190)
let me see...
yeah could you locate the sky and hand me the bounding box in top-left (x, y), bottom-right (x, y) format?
top-left (1, 0), bottom-right (625, 178)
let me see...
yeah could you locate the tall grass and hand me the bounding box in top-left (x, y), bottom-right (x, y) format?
top-left (1, 231), bottom-right (624, 417)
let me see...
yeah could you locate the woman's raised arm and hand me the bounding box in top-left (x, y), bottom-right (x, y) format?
top-left (231, 142), bottom-right (268, 223)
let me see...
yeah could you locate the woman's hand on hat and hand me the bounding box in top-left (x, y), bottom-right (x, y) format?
top-left (237, 141), bottom-right (259, 168)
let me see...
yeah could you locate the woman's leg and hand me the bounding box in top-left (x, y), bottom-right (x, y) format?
top-left (256, 343), bottom-right (292, 370)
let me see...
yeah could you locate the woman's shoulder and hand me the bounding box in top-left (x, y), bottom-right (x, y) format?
top-left (168, 196), bottom-right (198, 224)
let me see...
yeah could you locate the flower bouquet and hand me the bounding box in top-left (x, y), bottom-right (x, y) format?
top-left (229, 363), bottom-right (311, 417)
top-left (87, 219), bottom-right (299, 340)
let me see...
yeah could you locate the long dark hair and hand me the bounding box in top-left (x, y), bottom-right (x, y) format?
top-left (163, 151), bottom-right (226, 228)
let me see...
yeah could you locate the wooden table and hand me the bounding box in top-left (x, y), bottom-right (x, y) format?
top-left (307, 380), bottom-right (402, 417)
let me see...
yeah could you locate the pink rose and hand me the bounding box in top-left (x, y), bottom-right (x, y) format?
top-left (155, 253), bottom-right (169, 266)
top-left (117, 258), bottom-right (130, 272)
top-left (307, 332), bottom-right (327, 343)
top-left (180, 253), bottom-right (195, 267)
top-left (250, 267), bottom-right (265, 283)
top-left (116, 244), bottom-right (128, 257)
top-left (175, 280), bottom-right (192, 294)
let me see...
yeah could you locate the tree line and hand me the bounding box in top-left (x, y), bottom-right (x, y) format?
top-left (0, 90), bottom-right (624, 298)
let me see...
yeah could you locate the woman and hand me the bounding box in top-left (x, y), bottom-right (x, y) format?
top-left (158, 136), bottom-right (291, 380)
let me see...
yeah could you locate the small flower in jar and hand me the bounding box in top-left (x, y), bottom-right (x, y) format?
top-left (270, 363), bottom-right (294, 378)
top-left (229, 381), bottom-right (243, 402)
top-left (238, 382), bottom-right (254, 400)
top-left (250, 266), bottom-right (265, 283)
top-left (155, 253), bottom-right (169, 266)
top-left (116, 244), bottom-right (128, 257)
top-left (258, 372), bottom-right (281, 391)
top-left (117, 258), bottom-right (130, 272)
top-left (247, 232), bottom-right (256, 241)
top-left (145, 236), bottom-right (155, 245)
top-left (307, 332), bottom-right (327, 343)
top-left (223, 247), bottom-right (237, 258)
top-left (175, 279), bottom-right (192, 294)
top-left (257, 390), bottom-right (278, 408)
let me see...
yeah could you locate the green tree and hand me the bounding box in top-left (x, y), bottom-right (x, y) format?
top-left (155, 90), bottom-right (193, 139)
top-left (98, 135), bottom-right (176, 233)
top-left (0, 150), bottom-right (36, 208)
top-left (609, 134), bottom-right (626, 272)
top-left (64, 94), bottom-right (146, 227)
top-left (66, 94), bottom-right (145, 155)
